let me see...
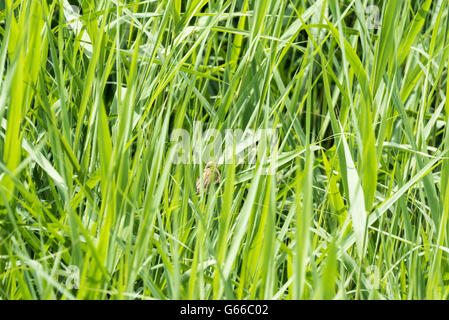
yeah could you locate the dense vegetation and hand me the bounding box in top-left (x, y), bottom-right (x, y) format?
top-left (1, 0), bottom-right (449, 299)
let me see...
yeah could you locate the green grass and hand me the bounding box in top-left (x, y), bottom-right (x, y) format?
top-left (1, 0), bottom-right (449, 300)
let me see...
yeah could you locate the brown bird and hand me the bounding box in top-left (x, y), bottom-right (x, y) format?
top-left (196, 161), bottom-right (220, 194)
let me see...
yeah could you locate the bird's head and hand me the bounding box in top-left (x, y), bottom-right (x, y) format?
top-left (205, 161), bottom-right (217, 169)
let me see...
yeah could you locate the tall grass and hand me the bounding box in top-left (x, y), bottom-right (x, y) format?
top-left (0, 0), bottom-right (449, 300)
